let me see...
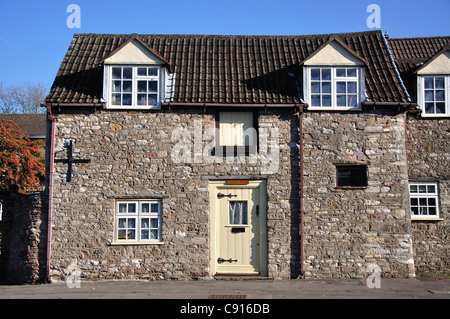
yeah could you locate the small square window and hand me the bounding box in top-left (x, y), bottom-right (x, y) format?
top-left (216, 112), bottom-right (257, 156)
top-left (336, 165), bottom-right (367, 188)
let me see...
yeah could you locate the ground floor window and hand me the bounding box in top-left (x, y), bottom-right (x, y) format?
top-left (115, 200), bottom-right (162, 242)
top-left (409, 183), bottom-right (440, 219)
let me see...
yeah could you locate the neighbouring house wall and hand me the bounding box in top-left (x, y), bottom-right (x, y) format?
top-left (302, 110), bottom-right (415, 278)
top-left (49, 108), bottom-right (301, 281)
top-left (406, 116), bottom-right (450, 273)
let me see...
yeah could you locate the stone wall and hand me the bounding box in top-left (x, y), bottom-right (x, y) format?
top-left (302, 110), bottom-right (415, 278)
top-left (0, 191), bottom-right (47, 284)
top-left (406, 115), bottom-right (450, 274)
top-left (49, 108), bottom-right (301, 281)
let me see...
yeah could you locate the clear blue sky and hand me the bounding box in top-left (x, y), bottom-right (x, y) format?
top-left (0, 0), bottom-right (449, 89)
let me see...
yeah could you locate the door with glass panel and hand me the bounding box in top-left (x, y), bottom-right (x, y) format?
top-left (215, 185), bottom-right (262, 274)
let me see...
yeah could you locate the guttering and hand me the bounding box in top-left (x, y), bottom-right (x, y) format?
top-left (45, 106), bottom-right (56, 282)
top-left (45, 102), bottom-right (105, 108)
top-left (361, 101), bottom-right (418, 108)
top-left (162, 102), bottom-right (305, 108)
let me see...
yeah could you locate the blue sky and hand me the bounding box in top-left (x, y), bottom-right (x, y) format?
top-left (0, 0), bottom-right (449, 89)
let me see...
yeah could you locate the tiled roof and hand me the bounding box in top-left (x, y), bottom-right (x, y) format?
top-left (45, 30), bottom-right (409, 105)
top-left (0, 113), bottom-right (46, 137)
top-left (388, 36), bottom-right (450, 74)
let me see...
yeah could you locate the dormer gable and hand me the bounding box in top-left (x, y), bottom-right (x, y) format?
top-left (302, 37), bottom-right (366, 66)
top-left (416, 47), bottom-right (450, 75)
top-left (103, 35), bottom-right (171, 70)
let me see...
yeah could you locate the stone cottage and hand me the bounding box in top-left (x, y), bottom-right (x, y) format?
top-left (35, 30), bottom-right (448, 282)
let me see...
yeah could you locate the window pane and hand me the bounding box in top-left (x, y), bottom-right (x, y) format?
top-left (138, 81), bottom-right (147, 93)
top-left (337, 95), bottom-right (346, 106)
top-left (141, 203), bottom-right (150, 213)
top-left (148, 67), bottom-right (158, 76)
top-left (322, 95), bottom-right (331, 107)
top-left (311, 69), bottom-right (320, 80)
top-left (435, 77), bottom-right (445, 89)
top-left (419, 185), bottom-right (427, 193)
top-left (435, 90), bottom-right (445, 101)
top-left (112, 67), bottom-right (121, 79)
top-left (118, 229), bottom-right (126, 239)
top-left (118, 218), bottom-right (126, 228)
top-left (151, 203), bottom-right (159, 213)
top-left (112, 94), bottom-right (121, 105)
top-left (150, 218), bottom-right (159, 228)
top-left (123, 67), bottom-right (132, 79)
top-left (425, 102), bottom-right (435, 114)
top-left (113, 80), bottom-right (122, 92)
top-left (148, 81), bottom-right (158, 93)
top-left (229, 201), bottom-right (248, 225)
top-left (123, 94), bottom-right (132, 105)
top-left (419, 198), bottom-right (427, 206)
top-left (150, 229), bottom-right (158, 239)
top-left (424, 78), bottom-right (434, 89)
top-left (336, 82), bottom-right (346, 93)
top-left (119, 204), bottom-right (127, 213)
top-left (347, 95), bottom-right (357, 107)
top-left (141, 218), bottom-right (149, 228)
top-left (128, 203), bottom-right (136, 213)
top-left (347, 82), bottom-right (357, 93)
top-left (127, 230), bottom-right (135, 240)
top-left (311, 82), bottom-right (321, 93)
top-left (424, 90), bottom-right (434, 101)
top-left (410, 198), bottom-right (418, 206)
top-left (137, 94), bottom-right (147, 106)
top-left (411, 207), bottom-right (419, 215)
top-left (429, 207), bottom-right (437, 215)
top-left (141, 230), bottom-right (149, 240)
top-left (347, 68), bottom-right (357, 77)
top-left (410, 185), bottom-right (418, 193)
top-left (322, 69), bottom-right (331, 80)
top-left (128, 218), bottom-right (136, 228)
top-left (122, 80), bottom-right (132, 92)
top-left (311, 95), bottom-right (321, 106)
top-left (137, 67), bottom-right (147, 76)
top-left (322, 82), bottom-right (331, 93)
top-left (436, 103), bottom-right (445, 114)
top-left (148, 94), bottom-right (158, 106)
top-left (336, 68), bottom-right (346, 77)
top-left (427, 185), bottom-right (436, 193)
top-left (428, 198), bottom-right (436, 206)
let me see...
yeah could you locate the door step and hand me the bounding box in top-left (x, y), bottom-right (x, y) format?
top-left (214, 273), bottom-right (270, 281)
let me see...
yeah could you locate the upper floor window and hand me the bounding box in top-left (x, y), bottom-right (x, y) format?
top-left (108, 65), bottom-right (160, 109)
top-left (308, 67), bottom-right (361, 110)
top-left (420, 75), bottom-right (449, 116)
top-left (409, 183), bottom-right (440, 220)
top-left (215, 112), bottom-right (257, 156)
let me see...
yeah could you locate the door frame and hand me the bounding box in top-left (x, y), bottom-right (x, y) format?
top-left (209, 180), bottom-right (267, 276)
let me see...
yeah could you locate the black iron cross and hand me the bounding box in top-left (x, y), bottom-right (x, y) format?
top-left (54, 140), bottom-right (91, 182)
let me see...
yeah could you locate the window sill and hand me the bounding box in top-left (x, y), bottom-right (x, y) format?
top-left (335, 186), bottom-right (367, 190)
top-left (106, 105), bottom-right (161, 110)
top-left (307, 106), bottom-right (361, 111)
top-left (411, 217), bottom-right (443, 222)
top-left (110, 241), bottom-right (164, 246)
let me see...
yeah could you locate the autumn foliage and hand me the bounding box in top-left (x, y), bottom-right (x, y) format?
top-left (0, 120), bottom-right (45, 194)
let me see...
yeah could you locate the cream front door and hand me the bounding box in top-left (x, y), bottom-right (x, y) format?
top-left (210, 180), bottom-right (267, 276)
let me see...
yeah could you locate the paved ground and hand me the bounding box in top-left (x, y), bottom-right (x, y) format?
top-left (0, 277), bottom-right (449, 299)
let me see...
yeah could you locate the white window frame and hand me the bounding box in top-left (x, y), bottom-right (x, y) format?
top-left (418, 75), bottom-right (450, 117)
top-left (105, 65), bottom-right (162, 110)
top-left (306, 66), bottom-right (363, 111)
top-left (409, 182), bottom-right (440, 220)
top-left (114, 200), bottom-right (163, 244)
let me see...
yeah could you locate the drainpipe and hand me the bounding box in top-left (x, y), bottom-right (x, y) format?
top-left (298, 105), bottom-right (305, 277)
top-left (45, 105), bottom-right (56, 282)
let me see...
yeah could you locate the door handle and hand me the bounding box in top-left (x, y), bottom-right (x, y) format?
top-left (218, 257), bottom-right (238, 263)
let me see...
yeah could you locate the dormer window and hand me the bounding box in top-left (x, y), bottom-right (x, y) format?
top-left (102, 37), bottom-right (174, 110)
top-left (302, 38), bottom-right (366, 111)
